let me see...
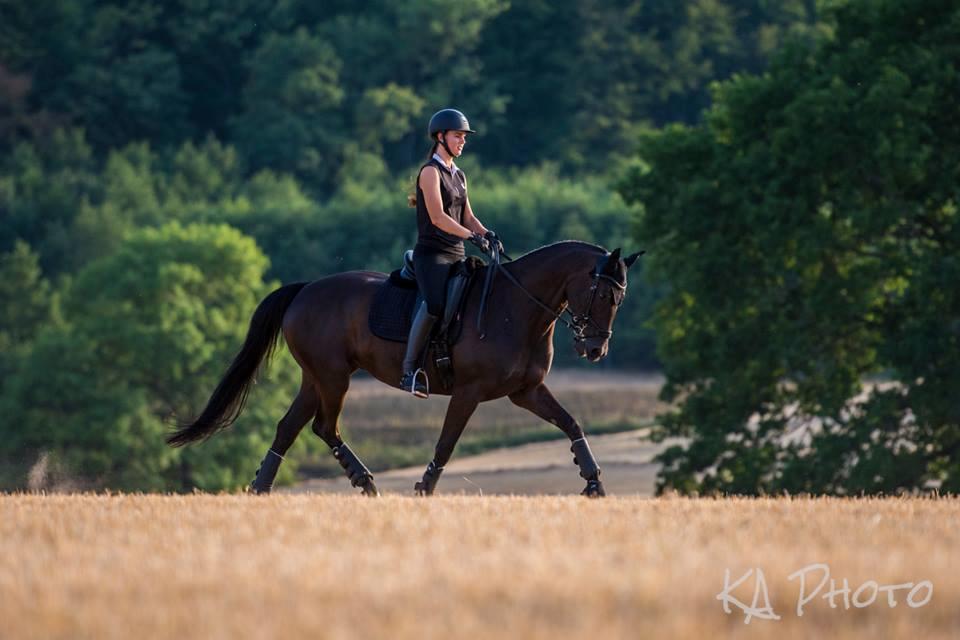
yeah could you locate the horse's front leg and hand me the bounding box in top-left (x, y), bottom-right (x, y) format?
top-left (509, 383), bottom-right (605, 497)
top-left (415, 388), bottom-right (480, 496)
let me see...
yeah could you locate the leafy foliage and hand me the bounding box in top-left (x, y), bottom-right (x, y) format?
top-left (0, 223), bottom-right (301, 491)
top-left (621, 0), bottom-right (960, 495)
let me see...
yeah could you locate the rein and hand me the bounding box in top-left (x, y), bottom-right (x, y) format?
top-left (477, 243), bottom-right (627, 342)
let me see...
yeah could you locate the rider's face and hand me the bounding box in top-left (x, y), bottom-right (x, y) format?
top-left (440, 130), bottom-right (468, 157)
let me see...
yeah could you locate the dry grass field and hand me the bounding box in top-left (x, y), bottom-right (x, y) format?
top-left (2, 494), bottom-right (957, 640)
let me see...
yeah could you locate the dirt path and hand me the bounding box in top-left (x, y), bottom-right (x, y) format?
top-left (284, 429), bottom-right (681, 496)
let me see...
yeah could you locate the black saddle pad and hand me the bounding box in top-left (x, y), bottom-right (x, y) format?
top-left (368, 258), bottom-right (483, 343)
top-left (369, 271), bottom-right (420, 342)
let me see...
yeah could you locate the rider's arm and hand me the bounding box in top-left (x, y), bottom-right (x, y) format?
top-left (461, 174), bottom-right (488, 236)
top-left (420, 166), bottom-right (473, 239)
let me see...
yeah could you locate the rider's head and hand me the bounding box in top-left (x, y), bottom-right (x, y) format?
top-left (409, 109), bottom-right (476, 207)
top-left (428, 108), bottom-right (475, 159)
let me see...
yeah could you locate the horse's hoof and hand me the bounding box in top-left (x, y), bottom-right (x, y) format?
top-left (414, 461), bottom-right (443, 496)
top-left (581, 479), bottom-right (606, 498)
top-left (360, 478), bottom-right (380, 497)
top-left (249, 483), bottom-right (271, 495)
top-left (414, 481), bottom-right (432, 496)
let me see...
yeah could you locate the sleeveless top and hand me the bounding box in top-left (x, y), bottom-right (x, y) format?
top-left (415, 157), bottom-right (467, 255)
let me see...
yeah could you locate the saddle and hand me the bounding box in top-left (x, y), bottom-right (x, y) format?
top-left (368, 250), bottom-right (483, 390)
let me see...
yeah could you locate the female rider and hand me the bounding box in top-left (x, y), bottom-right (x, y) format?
top-left (401, 108), bottom-right (502, 398)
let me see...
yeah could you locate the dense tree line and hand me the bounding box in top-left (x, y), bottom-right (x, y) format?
top-left (1, 0), bottom-right (817, 185)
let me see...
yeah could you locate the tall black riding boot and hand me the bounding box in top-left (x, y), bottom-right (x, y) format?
top-left (400, 301), bottom-right (439, 398)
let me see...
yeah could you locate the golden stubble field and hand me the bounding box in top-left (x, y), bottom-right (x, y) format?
top-left (1, 494), bottom-right (957, 640)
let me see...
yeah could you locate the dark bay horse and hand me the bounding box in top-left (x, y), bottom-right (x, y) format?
top-left (167, 241), bottom-right (642, 496)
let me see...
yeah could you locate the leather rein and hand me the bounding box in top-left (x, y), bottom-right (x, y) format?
top-left (477, 243), bottom-right (626, 342)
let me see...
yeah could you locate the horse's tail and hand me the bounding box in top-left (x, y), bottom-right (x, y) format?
top-left (166, 282), bottom-right (309, 447)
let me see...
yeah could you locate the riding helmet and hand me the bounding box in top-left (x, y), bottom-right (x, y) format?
top-left (428, 109), bottom-right (476, 139)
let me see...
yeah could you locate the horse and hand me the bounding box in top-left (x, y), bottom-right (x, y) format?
top-left (166, 241), bottom-right (643, 497)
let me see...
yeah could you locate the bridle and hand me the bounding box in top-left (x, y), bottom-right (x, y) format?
top-left (477, 244), bottom-right (626, 343)
top-left (564, 265), bottom-right (627, 342)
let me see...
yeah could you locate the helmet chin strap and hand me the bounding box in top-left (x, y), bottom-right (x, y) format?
top-left (438, 132), bottom-right (455, 161)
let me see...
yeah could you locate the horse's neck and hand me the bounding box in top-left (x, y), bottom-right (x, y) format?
top-left (505, 245), bottom-right (597, 326)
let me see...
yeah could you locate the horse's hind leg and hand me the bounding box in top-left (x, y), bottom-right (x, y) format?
top-left (250, 376), bottom-right (319, 494)
top-left (508, 383), bottom-right (605, 498)
top-left (311, 373), bottom-right (380, 497)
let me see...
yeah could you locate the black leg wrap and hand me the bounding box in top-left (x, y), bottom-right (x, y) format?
top-left (250, 449), bottom-right (284, 494)
top-left (571, 438), bottom-right (606, 497)
top-left (332, 443), bottom-right (379, 496)
top-left (414, 460), bottom-right (444, 496)
top-left (571, 438), bottom-right (600, 480)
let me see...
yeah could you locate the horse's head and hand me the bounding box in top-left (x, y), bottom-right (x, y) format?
top-left (567, 248), bottom-right (643, 362)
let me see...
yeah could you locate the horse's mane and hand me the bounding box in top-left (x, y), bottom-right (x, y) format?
top-left (511, 240), bottom-right (607, 263)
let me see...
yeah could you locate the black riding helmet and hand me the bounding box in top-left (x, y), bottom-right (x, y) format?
top-left (428, 108), bottom-right (475, 158)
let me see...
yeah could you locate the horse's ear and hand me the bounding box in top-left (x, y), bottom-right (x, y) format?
top-left (624, 250), bottom-right (645, 269)
top-left (608, 248), bottom-right (621, 266)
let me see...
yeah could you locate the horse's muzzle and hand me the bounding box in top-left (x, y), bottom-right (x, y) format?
top-left (577, 338), bottom-right (608, 362)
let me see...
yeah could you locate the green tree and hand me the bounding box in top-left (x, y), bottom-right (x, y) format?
top-left (166, 0), bottom-right (274, 139)
top-left (621, 0), bottom-right (960, 494)
top-left (478, 0), bottom-right (818, 170)
top-left (0, 240), bottom-right (54, 389)
top-left (307, 0), bottom-right (509, 171)
top-left (27, 2), bottom-right (193, 150)
top-left (0, 128), bottom-right (99, 275)
top-left (0, 222), bottom-right (303, 491)
top-left (230, 27), bottom-right (346, 192)
top-left (354, 83), bottom-right (426, 152)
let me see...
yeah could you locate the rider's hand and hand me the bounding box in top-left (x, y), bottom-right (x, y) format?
top-left (468, 232), bottom-right (491, 253)
top-left (484, 230), bottom-right (504, 254)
